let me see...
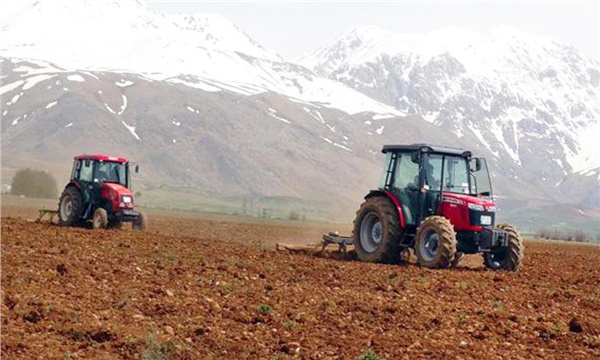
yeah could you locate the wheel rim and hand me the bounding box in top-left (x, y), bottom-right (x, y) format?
top-left (60, 195), bottom-right (72, 220)
top-left (420, 229), bottom-right (440, 262)
top-left (359, 212), bottom-right (383, 253)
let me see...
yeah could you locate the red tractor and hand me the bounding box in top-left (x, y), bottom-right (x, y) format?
top-left (352, 144), bottom-right (523, 271)
top-left (58, 154), bottom-right (147, 230)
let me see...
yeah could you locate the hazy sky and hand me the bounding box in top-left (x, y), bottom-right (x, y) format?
top-left (144, 1), bottom-right (600, 61)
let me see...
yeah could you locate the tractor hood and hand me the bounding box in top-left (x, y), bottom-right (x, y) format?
top-left (442, 192), bottom-right (496, 212)
top-left (102, 182), bottom-right (133, 196)
top-left (101, 182), bottom-right (135, 213)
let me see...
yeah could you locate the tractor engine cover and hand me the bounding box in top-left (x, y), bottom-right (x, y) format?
top-left (101, 183), bottom-right (135, 213)
top-left (440, 193), bottom-right (496, 232)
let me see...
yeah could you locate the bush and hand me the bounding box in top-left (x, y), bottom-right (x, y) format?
top-left (10, 168), bottom-right (58, 199)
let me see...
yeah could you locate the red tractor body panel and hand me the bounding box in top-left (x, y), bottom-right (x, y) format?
top-left (366, 190), bottom-right (407, 229)
top-left (384, 190), bottom-right (407, 228)
top-left (440, 193), bottom-right (496, 232)
top-left (101, 183), bottom-right (134, 213)
top-left (74, 154), bottom-right (129, 163)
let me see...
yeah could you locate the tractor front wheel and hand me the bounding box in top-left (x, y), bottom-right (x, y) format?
top-left (483, 223), bottom-right (523, 271)
top-left (92, 208), bottom-right (108, 229)
top-left (132, 211), bottom-right (148, 231)
top-left (58, 186), bottom-right (82, 227)
top-left (352, 196), bottom-right (401, 263)
top-left (415, 216), bottom-right (457, 268)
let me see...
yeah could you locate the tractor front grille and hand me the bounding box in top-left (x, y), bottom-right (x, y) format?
top-left (468, 209), bottom-right (495, 227)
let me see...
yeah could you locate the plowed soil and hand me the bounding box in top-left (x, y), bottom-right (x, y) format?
top-left (2, 204), bottom-right (600, 359)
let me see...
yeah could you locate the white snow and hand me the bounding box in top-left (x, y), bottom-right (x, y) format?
top-left (65, 122), bottom-right (73, 127)
top-left (0, 1), bottom-right (404, 117)
top-left (320, 136), bottom-right (352, 152)
top-left (334, 143), bottom-right (352, 152)
top-left (267, 108), bottom-right (291, 124)
top-left (7, 92), bottom-right (22, 105)
top-left (116, 79), bottom-right (134, 87)
top-left (119, 94), bottom-right (127, 115)
top-left (67, 75), bottom-right (85, 82)
top-left (303, 107), bottom-right (325, 123)
top-left (375, 125), bottom-right (384, 135)
top-left (45, 101), bottom-right (57, 109)
top-left (172, 120), bottom-right (181, 126)
top-left (372, 113), bottom-right (396, 120)
top-left (103, 103), bottom-right (116, 115)
top-left (186, 105), bottom-right (200, 114)
top-left (172, 139), bottom-right (176, 143)
top-left (121, 120), bottom-right (140, 140)
top-left (23, 74), bottom-right (56, 90)
top-left (300, 23), bottom-right (600, 173)
top-left (168, 78), bottom-right (221, 92)
top-left (11, 116), bottom-right (21, 125)
top-left (0, 80), bottom-right (24, 95)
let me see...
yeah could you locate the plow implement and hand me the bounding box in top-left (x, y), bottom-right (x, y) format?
top-left (35, 208), bottom-right (58, 224)
top-left (276, 232), bottom-right (356, 260)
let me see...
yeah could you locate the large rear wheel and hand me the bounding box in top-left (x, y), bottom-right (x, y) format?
top-left (483, 223), bottom-right (523, 271)
top-left (352, 196), bottom-right (401, 263)
top-left (415, 216), bottom-right (457, 268)
top-left (58, 186), bottom-right (82, 227)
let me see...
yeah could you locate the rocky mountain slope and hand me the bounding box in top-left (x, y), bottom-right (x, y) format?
top-left (299, 26), bottom-right (600, 211)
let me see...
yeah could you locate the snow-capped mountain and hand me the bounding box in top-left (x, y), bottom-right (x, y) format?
top-left (0, 0), bottom-right (401, 116)
top-left (300, 26), bottom-right (600, 180)
top-left (1, 0), bottom-right (599, 230)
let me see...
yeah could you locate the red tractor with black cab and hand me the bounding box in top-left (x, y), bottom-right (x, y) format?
top-left (58, 154), bottom-right (147, 230)
top-left (351, 144), bottom-right (523, 271)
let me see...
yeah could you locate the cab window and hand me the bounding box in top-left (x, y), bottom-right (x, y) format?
top-left (393, 152), bottom-right (419, 190)
top-left (77, 160), bottom-right (93, 182)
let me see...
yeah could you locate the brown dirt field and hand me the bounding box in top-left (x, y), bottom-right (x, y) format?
top-left (2, 202), bottom-right (600, 359)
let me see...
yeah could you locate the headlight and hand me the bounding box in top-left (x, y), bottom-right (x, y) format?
top-left (122, 195), bottom-right (132, 203)
top-left (467, 203), bottom-right (484, 211)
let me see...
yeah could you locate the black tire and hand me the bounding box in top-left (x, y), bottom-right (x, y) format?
top-left (415, 216), bottom-right (457, 268)
top-left (451, 252), bottom-right (464, 268)
top-left (352, 196), bottom-right (401, 263)
top-left (92, 208), bottom-right (108, 229)
top-left (132, 211), bottom-right (148, 231)
top-left (483, 223), bottom-right (523, 271)
top-left (108, 221), bottom-right (124, 230)
top-left (58, 186), bottom-right (82, 227)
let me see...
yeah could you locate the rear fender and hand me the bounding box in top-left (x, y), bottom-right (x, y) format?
top-left (365, 190), bottom-right (406, 229)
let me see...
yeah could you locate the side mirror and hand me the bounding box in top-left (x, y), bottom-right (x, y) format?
top-left (85, 159), bottom-right (91, 167)
top-left (135, 164), bottom-right (139, 173)
top-left (411, 151), bottom-right (420, 164)
top-left (471, 158), bottom-right (482, 172)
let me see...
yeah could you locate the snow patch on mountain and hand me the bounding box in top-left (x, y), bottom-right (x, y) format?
top-left (1, 0), bottom-right (403, 117)
top-left (300, 25), bottom-right (600, 174)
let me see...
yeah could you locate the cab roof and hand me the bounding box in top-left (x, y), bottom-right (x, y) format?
top-left (74, 154), bottom-right (129, 163)
top-left (382, 144), bottom-right (471, 157)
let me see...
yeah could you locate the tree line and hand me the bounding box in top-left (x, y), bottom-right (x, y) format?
top-left (10, 168), bottom-right (58, 199)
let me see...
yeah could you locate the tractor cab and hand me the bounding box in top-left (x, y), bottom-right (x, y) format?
top-left (58, 155), bottom-right (147, 230)
top-left (352, 144), bottom-right (523, 271)
top-left (380, 144), bottom-right (494, 231)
